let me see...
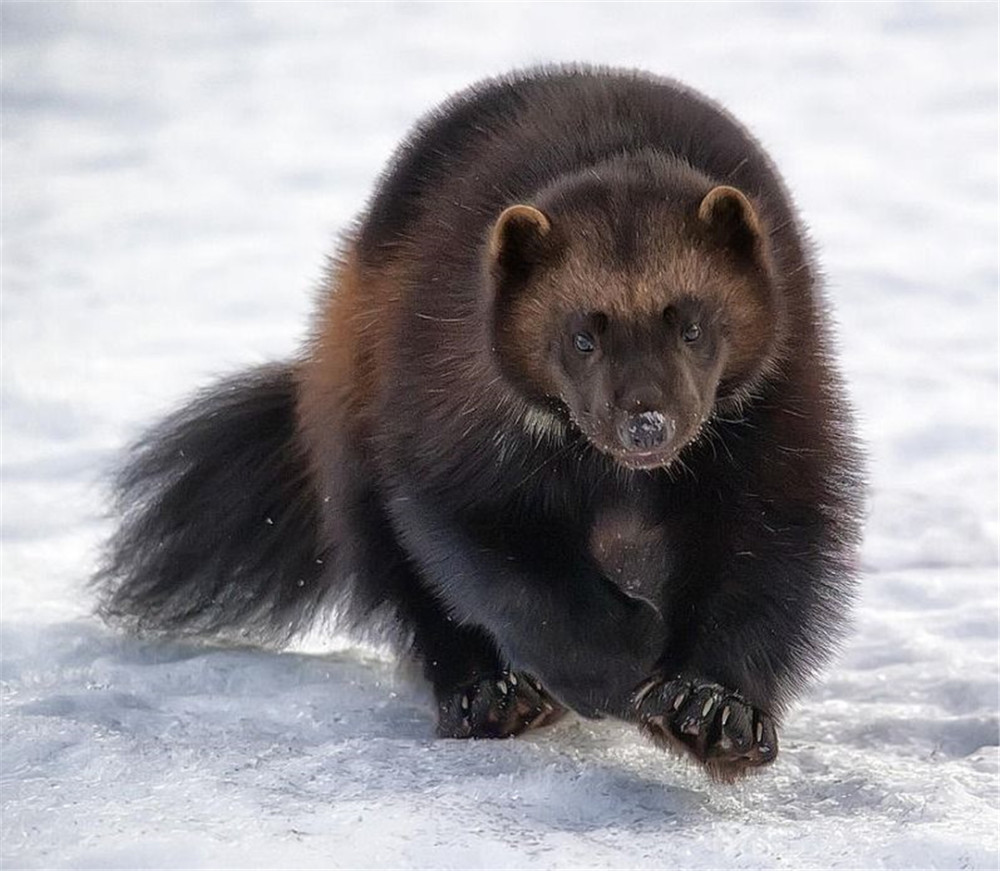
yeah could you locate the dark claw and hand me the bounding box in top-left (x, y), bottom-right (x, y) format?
top-left (715, 696), bottom-right (754, 755)
top-left (753, 713), bottom-right (779, 763)
top-left (674, 684), bottom-right (717, 738)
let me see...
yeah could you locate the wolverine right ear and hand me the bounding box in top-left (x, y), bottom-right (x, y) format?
top-left (697, 186), bottom-right (764, 261)
top-left (489, 204), bottom-right (554, 281)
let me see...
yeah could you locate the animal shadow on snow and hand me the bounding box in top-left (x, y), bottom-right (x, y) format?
top-left (10, 622), bottom-right (985, 831)
top-left (5, 621), bottom-right (713, 833)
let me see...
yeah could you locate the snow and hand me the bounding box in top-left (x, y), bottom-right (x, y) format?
top-left (2, 2), bottom-right (998, 868)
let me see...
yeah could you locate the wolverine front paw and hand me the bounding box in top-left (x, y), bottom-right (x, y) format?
top-left (632, 675), bottom-right (778, 781)
top-left (436, 671), bottom-right (565, 739)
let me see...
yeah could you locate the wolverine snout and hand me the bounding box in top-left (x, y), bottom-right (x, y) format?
top-left (619, 410), bottom-right (675, 452)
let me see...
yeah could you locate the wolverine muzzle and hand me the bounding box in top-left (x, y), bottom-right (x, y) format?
top-left (621, 411), bottom-right (674, 452)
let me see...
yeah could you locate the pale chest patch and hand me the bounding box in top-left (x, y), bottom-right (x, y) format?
top-left (589, 508), bottom-right (670, 613)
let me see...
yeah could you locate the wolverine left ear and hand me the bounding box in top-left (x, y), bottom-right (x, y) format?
top-left (698, 186), bottom-right (763, 259)
top-left (489, 204), bottom-right (555, 281)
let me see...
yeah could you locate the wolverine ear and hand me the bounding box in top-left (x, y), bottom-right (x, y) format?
top-left (697, 186), bottom-right (763, 259)
top-left (489, 204), bottom-right (554, 280)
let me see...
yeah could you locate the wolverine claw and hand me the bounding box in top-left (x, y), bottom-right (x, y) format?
top-left (632, 675), bottom-right (779, 780)
top-left (437, 671), bottom-right (565, 739)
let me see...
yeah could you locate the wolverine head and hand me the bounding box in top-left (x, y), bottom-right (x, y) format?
top-left (488, 160), bottom-right (782, 470)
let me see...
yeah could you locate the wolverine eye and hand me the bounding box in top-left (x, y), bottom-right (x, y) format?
top-left (682, 323), bottom-right (702, 343)
top-left (573, 332), bottom-right (596, 353)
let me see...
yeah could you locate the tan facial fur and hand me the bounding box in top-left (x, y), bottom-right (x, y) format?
top-left (489, 187), bottom-right (779, 464)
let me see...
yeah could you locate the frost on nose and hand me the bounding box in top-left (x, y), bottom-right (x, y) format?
top-left (622, 411), bottom-right (675, 451)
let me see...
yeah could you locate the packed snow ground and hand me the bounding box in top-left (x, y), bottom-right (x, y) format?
top-left (2, 2), bottom-right (998, 868)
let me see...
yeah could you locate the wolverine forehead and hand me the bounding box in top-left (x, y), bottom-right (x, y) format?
top-left (549, 242), bottom-right (730, 319)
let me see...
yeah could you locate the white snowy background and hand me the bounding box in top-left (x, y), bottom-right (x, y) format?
top-left (2, 2), bottom-right (998, 868)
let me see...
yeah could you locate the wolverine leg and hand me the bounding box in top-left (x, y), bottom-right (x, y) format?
top-left (340, 486), bottom-right (563, 738)
top-left (407, 604), bottom-right (565, 739)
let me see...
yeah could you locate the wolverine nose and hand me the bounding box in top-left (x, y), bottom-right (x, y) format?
top-left (620, 411), bottom-right (675, 452)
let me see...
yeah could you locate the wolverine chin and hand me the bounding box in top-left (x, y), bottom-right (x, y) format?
top-left (615, 449), bottom-right (680, 471)
top-left (587, 441), bottom-right (682, 471)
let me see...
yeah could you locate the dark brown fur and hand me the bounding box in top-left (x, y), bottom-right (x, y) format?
top-left (95, 66), bottom-right (864, 780)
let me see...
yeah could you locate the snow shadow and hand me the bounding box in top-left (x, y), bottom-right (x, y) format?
top-left (2, 621), bottom-right (710, 835)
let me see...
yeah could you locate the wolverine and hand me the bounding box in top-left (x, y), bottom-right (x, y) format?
top-left (96, 66), bottom-right (864, 781)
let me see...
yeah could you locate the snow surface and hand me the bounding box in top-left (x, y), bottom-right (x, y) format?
top-left (2, 2), bottom-right (998, 868)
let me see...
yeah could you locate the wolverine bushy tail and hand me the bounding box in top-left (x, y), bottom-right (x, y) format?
top-left (95, 363), bottom-right (330, 645)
